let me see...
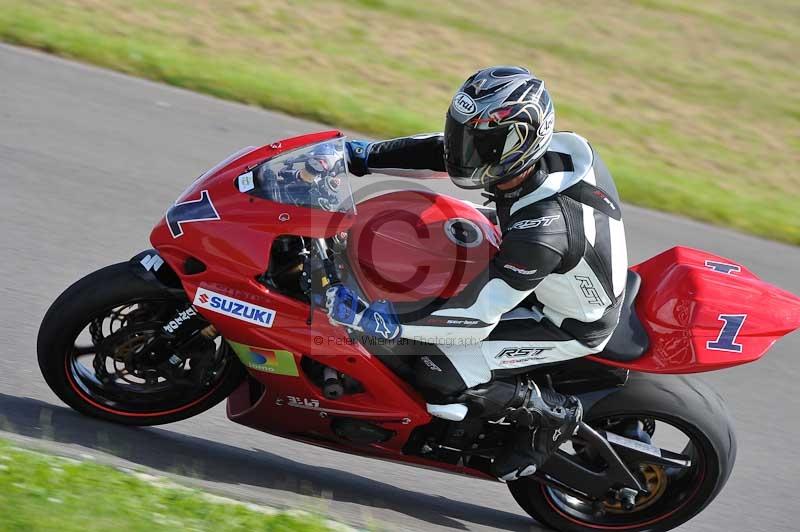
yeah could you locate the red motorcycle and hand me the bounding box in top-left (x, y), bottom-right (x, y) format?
top-left (38, 131), bottom-right (800, 531)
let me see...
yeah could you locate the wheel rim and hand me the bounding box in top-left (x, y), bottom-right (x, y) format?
top-left (65, 298), bottom-right (232, 417)
top-left (541, 415), bottom-right (707, 529)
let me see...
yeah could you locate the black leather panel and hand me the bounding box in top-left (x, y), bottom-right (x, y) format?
top-left (596, 271), bottom-right (650, 361)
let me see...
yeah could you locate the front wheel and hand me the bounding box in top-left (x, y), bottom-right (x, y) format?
top-left (509, 373), bottom-right (737, 532)
top-left (37, 263), bottom-right (247, 426)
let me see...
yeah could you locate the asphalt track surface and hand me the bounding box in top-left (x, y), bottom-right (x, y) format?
top-left (1, 43), bottom-right (799, 531)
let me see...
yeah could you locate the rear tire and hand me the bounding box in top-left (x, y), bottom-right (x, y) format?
top-left (38, 263), bottom-right (246, 426)
top-left (509, 373), bottom-right (737, 532)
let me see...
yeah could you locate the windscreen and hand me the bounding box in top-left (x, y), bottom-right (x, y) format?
top-left (236, 138), bottom-right (355, 213)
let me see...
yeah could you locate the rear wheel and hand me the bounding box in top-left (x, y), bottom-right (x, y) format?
top-left (38, 263), bottom-right (246, 426)
top-left (509, 373), bottom-right (736, 532)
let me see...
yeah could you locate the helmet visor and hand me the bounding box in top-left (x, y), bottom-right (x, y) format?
top-left (444, 114), bottom-right (510, 188)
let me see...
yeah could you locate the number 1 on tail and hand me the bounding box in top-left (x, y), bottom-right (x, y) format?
top-left (707, 314), bottom-right (747, 352)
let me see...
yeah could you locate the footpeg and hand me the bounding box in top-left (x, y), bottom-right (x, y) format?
top-left (617, 487), bottom-right (638, 511)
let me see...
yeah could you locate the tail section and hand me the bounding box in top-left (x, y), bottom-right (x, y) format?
top-left (598, 247), bottom-right (800, 374)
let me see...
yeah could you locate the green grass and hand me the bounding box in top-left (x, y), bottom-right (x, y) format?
top-left (0, 0), bottom-right (797, 243)
top-left (0, 440), bottom-right (335, 532)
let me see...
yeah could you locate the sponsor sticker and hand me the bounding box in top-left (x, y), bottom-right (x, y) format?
top-left (452, 92), bottom-right (477, 115)
top-left (162, 307), bottom-right (197, 334)
top-left (227, 341), bottom-right (299, 376)
top-left (276, 396), bottom-right (321, 409)
top-left (193, 287), bottom-right (276, 327)
top-left (140, 254), bottom-right (164, 272)
top-left (237, 171), bottom-right (255, 192)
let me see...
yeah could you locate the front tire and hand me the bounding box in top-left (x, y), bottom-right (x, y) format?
top-left (37, 263), bottom-right (247, 426)
top-left (509, 373), bottom-right (736, 532)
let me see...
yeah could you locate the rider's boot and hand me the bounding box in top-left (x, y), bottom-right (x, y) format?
top-left (488, 381), bottom-right (583, 481)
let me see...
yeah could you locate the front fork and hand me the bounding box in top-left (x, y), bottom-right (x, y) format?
top-left (126, 251), bottom-right (219, 383)
top-left (149, 303), bottom-right (220, 380)
top-left (300, 237), bottom-right (340, 325)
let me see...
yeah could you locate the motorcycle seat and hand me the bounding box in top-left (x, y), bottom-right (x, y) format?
top-left (596, 270), bottom-right (650, 362)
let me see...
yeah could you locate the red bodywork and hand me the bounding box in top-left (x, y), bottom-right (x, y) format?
top-left (150, 132), bottom-right (800, 478)
top-left (587, 247), bottom-right (800, 373)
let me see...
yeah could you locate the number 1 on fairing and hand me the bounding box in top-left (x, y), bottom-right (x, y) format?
top-left (707, 314), bottom-right (747, 352)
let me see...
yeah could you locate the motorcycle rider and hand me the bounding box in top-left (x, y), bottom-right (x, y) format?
top-left (325, 66), bottom-right (628, 480)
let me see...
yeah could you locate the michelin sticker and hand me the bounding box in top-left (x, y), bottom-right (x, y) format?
top-left (193, 287), bottom-right (276, 327)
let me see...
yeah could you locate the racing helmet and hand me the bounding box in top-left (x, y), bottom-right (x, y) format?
top-left (444, 66), bottom-right (555, 189)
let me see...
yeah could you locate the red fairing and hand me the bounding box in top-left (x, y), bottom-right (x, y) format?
top-left (147, 131), bottom-right (492, 480)
top-left (150, 130), bottom-right (354, 282)
top-left (347, 190), bottom-right (500, 302)
top-left (590, 247), bottom-right (800, 373)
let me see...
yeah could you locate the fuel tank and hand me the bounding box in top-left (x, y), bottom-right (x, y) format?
top-left (346, 190), bottom-right (500, 302)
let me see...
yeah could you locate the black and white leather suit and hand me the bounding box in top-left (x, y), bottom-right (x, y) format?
top-left (348, 131), bottom-right (628, 400)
